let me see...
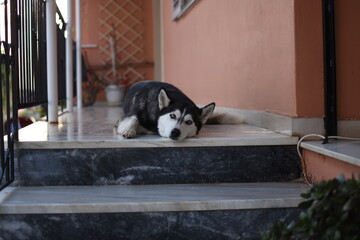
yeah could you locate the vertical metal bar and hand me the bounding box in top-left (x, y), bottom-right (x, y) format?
top-left (0, 43), bottom-right (4, 175)
top-left (46, 0), bottom-right (58, 122)
top-left (76, 0), bottom-right (82, 108)
top-left (322, 0), bottom-right (337, 143)
top-left (25, 0), bottom-right (31, 105)
top-left (0, 0), bottom-right (17, 190)
top-left (23, 0), bottom-right (27, 105)
top-left (22, 0), bottom-right (26, 106)
top-left (39, 0), bottom-right (47, 105)
top-left (66, 0), bottom-right (73, 111)
top-left (18, 0), bottom-right (24, 106)
top-left (34, 0), bottom-right (39, 104)
top-left (4, 0), bottom-right (11, 182)
top-left (7, 0), bottom-right (16, 183)
top-left (11, 0), bottom-right (19, 142)
top-left (31, 0), bottom-right (36, 104)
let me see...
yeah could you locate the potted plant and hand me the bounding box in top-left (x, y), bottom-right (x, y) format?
top-left (82, 68), bottom-right (103, 106)
top-left (104, 75), bottom-right (129, 106)
top-left (103, 29), bottom-right (129, 106)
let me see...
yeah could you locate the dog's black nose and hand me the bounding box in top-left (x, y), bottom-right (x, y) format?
top-left (170, 128), bottom-right (181, 140)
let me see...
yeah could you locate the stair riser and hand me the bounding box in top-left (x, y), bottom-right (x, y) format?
top-left (0, 208), bottom-right (300, 240)
top-left (15, 146), bottom-right (300, 186)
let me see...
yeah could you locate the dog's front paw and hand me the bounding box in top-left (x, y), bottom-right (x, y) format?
top-left (115, 116), bottom-right (138, 138)
top-left (117, 126), bottom-right (136, 138)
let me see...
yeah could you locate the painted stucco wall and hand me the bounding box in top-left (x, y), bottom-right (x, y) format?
top-left (76, 0), bottom-right (359, 120)
top-left (81, 0), bottom-right (154, 65)
top-left (294, 0), bottom-right (324, 117)
top-left (80, 0), bottom-right (154, 68)
top-left (303, 150), bottom-right (360, 181)
top-left (75, 0), bottom-right (154, 100)
top-left (162, 0), bottom-right (359, 120)
top-left (335, 0), bottom-right (360, 120)
top-left (163, 0), bottom-right (299, 116)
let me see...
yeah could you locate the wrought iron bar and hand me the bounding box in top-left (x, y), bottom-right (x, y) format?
top-left (57, 5), bottom-right (66, 101)
top-left (0, 43), bottom-right (5, 187)
top-left (322, 0), bottom-right (337, 143)
top-left (0, 0), bottom-right (17, 191)
top-left (5, 0), bottom-right (12, 182)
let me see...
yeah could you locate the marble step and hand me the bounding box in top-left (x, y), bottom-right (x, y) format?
top-left (15, 145), bottom-right (301, 186)
top-left (17, 120), bottom-right (299, 150)
top-left (0, 182), bottom-right (307, 240)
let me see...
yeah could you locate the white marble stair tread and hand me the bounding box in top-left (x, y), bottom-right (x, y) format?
top-left (0, 183), bottom-right (308, 214)
top-left (15, 103), bottom-right (298, 149)
top-left (17, 122), bottom-right (298, 149)
top-left (301, 140), bottom-right (360, 167)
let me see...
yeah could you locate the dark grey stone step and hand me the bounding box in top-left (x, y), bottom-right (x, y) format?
top-left (0, 183), bottom-right (307, 240)
top-left (15, 145), bottom-right (301, 186)
top-left (0, 209), bottom-right (300, 240)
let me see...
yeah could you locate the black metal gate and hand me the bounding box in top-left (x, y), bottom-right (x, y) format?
top-left (1, 0), bottom-right (66, 190)
top-left (0, 0), bottom-right (19, 191)
top-left (17, 0), bottom-right (48, 108)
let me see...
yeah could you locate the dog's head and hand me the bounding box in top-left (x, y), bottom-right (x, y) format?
top-left (157, 89), bottom-right (215, 141)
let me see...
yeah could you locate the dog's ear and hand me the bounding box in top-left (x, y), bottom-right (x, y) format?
top-left (200, 103), bottom-right (215, 124)
top-left (158, 89), bottom-right (171, 110)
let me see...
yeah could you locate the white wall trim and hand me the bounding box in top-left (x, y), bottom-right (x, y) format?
top-left (338, 120), bottom-right (360, 138)
top-left (214, 107), bottom-right (325, 136)
top-left (216, 107), bottom-right (360, 138)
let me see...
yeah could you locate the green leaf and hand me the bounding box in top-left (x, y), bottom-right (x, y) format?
top-left (343, 196), bottom-right (360, 211)
top-left (300, 192), bottom-right (311, 199)
top-left (298, 200), bottom-right (313, 210)
top-left (334, 230), bottom-right (341, 240)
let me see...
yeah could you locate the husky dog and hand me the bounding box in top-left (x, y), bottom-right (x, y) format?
top-left (115, 81), bottom-right (215, 141)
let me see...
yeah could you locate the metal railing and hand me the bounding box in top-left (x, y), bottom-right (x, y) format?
top-left (1, 0), bottom-right (18, 191)
top-left (1, 0), bottom-right (67, 191)
top-left (17, 0), bottom-right (66, 109)
top-left (56, 5), bottom-right (66, 101)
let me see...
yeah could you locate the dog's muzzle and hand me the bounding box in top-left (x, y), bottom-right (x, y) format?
top-left (170, 128), bottom-right (181, 140)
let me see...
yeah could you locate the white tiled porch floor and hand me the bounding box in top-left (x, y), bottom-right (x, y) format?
top-left (17, 102), bottom-right (298, 149)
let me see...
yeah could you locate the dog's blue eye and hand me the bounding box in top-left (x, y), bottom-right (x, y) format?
top-left (185, 120), bottom-right (193, 125)
top-left (170, 114), bottom-right (176, 119)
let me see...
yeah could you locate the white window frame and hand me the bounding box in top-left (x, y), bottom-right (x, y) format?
top-left (173, 0), bottom-right (197, 20)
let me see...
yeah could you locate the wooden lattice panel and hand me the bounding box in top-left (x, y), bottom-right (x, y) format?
top-left (99, 0), bottom-right (145, 84)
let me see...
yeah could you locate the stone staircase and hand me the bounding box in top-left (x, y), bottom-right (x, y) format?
top-left (0, 106), bottom-right (308, 240)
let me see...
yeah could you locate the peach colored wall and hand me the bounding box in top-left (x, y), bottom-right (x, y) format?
top-left (80, 0), bottom-right (154, 68)
top-left (335, 0), bottom-right (360, 120)
top-left (163, 0), bottom-right (298, 116)
top-left (303, 150), bottom-right (360, 182)
top-left (162, 0), bottom-right (360, 119)
top-left (294, 0), bottom-right (324, 117)
top-left (76, 0), bottom-right (154, 100)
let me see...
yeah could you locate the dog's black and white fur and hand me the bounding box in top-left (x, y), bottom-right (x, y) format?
top-left (115, 81), bottom-right (215, 141)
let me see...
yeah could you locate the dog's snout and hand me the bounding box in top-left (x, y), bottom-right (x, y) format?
top-left (170, 128), bottom-right (181, 140)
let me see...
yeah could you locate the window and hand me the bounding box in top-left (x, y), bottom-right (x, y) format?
top-left (173, 0), bottom-right (197, 20)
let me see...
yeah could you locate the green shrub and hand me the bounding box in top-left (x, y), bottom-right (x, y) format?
top-left (262, 174), bottom-right (360, 240)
